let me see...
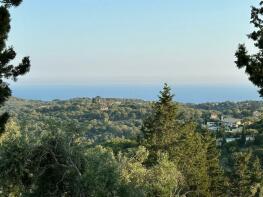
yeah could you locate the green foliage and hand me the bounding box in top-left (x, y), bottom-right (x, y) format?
top-left (250, 157), bottom-right (263, 196)
top-left (203, 131), bottom-right (228, 196)
top-left (102, 137), bottom-right (138, 154)
top-left (191, 101), bottom-right (263, 119)
top-left (81, 146), bottom-right (123, 197)
top-left (140, 83), bottom-right (179, 165)
top-left (119, 146), bottom-right (184, 197)
top-left (0, 120), bottom-right (30, 195)
top-left (235, 0), bottom-right (263, 97)
top-left (0, 0), bottom-right (30, 133)
top-left (170, 124), bottom-right (211, 197)
top-left (139, 84), bottom-right (224, 196)
top-left (231, 151), bottom-right (251, 196)
top-left (0, 121), bottom-right (88, 196)
top-left (0, 121), bottom-right (187, 197)
top-left (0, 85), bottom-right (262, 196)
top-left (230, 151), bottom-right (263, 197)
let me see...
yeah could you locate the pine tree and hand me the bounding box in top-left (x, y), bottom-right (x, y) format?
top-left (172, 124), bottom-right (211, 197)
top-left (203, 131), bottom-right (228, 197)
top-left (139, 84), bottom-right (211, 196)
top-left (140, 83), bottom-right (178, 165)
top-left (235, 1), bottom-right (263, 97)
top-left (0, 0), bottom-right (30, 133)
top-left (231, 151), bottom-right (252, 197)
top-left (250, 157), bottom-right (263, 196)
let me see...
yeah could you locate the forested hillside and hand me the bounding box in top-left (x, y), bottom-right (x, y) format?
top-left (1, 0), bottom-right (263, 196)
top-left (2, 97), bottom-right (263, 142)
top-left (1, 86), bottom-right (263, 196)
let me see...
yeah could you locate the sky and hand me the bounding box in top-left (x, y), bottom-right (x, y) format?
top-left (7, 0), bottom-right (259, 86)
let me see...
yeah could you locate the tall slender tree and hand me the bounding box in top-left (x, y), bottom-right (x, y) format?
top-left (250, 157), bottom-right (263, 196)
top-left (203, 131), bottom-right (228, 197)
top-left (0, 0), bottom-right (30, 133)
top-left (140, 83), bottom-right (178, 165)
top-left (230, 151), bottom-right (252, 197)
top-left (139, 84), bottom-right (212, 196)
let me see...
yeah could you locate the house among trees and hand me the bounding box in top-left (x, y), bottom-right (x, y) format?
top-left (222, 117), bottom-right (242, 128)
top-left (206, 121), bottom-right (220, 132)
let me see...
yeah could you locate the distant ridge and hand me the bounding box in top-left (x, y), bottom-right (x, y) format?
top-left (10, 85), bottom-right (261, 103)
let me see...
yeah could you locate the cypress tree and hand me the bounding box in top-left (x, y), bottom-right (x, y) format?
top-left (250, 157), bottom-right (263, 196)
top-left (203, 131), bottom-right (228, 197)
top-left (140, 83), bottom-right (178, 165)
top-left (231, 151), bottom-right (252, 197)
top-left (172, 124), bottom-right (210, 197)
top-left (0, 0), bottom-right (30, 133)
top-left (140, 84), bottom-right (211, 196)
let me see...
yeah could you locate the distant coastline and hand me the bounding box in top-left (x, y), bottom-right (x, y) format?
top-left (10, 84), bottom-right (261, 104)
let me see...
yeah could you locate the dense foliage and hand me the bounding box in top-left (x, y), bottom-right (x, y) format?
top-left (0, 0), bottom-right (30, 133)
top-left (0, 0), bottom-right (262, 196)
top-left (1, 85), bottom-right (262, 196)
top-left (235, 0), bottom-right (263, 97)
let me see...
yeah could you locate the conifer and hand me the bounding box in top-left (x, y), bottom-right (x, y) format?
top-left (0, 0), bottom-right (30, 133)
top-left (140, 83), bottom-right (178, 165)
top-left (235, 0), bottom-right (263, 97)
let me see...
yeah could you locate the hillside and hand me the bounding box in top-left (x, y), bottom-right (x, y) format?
top-left (2, 97), bottom-right (262, 143)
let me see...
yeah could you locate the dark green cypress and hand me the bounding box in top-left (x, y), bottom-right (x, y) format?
top-left (0, 0), bottom-right (30, 133)
top-left (203, 131), bottom-right (228, 197)
top-left (140, 83), bottom-right (178, 165)
top-left (139, 84), bottom-right (212, 196)
top-left (230, 151), bottom-right (252, 197)
top-left (250, 157), bottom-right (263, 196)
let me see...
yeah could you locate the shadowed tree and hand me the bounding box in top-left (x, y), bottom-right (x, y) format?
top-left (235, 1), bottom-right (263, 97)
top-left (203, 131), bottom-right (228, 197)
top-left (230, 151), bottom-right (263, 197)
top-left (230, 151), bottom-right (252, 197)
top-left (0, 0), bottom-right (30, 133)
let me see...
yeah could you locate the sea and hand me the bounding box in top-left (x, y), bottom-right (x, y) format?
top-left (10, 84), bottom-right (262, 104)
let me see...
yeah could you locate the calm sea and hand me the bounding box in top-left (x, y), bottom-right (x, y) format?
top-left (10, 84), bottom-right (261, 104)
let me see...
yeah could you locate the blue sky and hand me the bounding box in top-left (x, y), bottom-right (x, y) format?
top-left (7, 0), bottom-right (258, 86)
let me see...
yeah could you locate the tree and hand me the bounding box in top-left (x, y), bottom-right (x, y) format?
top-left (203, 131), bottom-right (228, 197)
top-left (239, 127), bottom-right (247, 147)
top-left (250, 157), bottom-right (263, 196)
top-left (139, 84), bottom-right (211, 196)
top-left (230, 151), bottom-right (253, 197)
top-left (0, 121), bottom-right (89, 196)
top-left (140, 83), bottom-right (179, 165)
top-left (82, 146), bottom-right (123, 197)
top-left (0, 0), bottom-right (30, 133)
top-left (119, 146), bottom-right (184, 197)
top-left (235, 1), bottom-right (263, 97)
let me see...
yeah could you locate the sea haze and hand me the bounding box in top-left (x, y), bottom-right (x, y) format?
top-left (10, 84), bottom-right (261, 104)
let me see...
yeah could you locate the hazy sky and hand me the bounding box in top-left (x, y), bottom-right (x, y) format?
top-left (8, 0), bottom-right (259, 86)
